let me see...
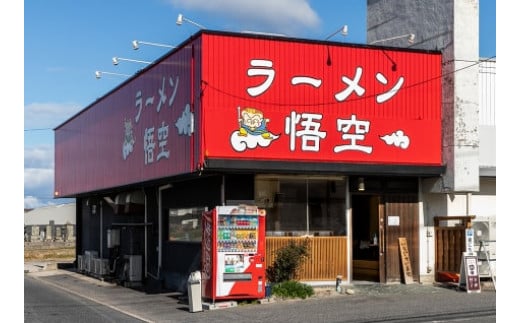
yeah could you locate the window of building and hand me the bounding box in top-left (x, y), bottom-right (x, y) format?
top-left (168, 206), bottom-right (208, 241)
top-left (255, 175), bottom-right (346, 237)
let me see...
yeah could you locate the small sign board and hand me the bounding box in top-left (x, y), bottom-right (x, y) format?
top-left (398, 237), bottom-right (414, 284)
top-left (458, 252), bottom-right (481, 293)
top-left (465, 228), bottom-right (475, 253)
top-left (388, 216), bottom-right (400, 226)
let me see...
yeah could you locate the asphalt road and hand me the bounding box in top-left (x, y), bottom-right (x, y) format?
top-left (25, 275), bottom-right (144, 322)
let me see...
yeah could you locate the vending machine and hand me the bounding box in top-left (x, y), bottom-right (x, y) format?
top-left (201, 205), bottom-right (266, 302)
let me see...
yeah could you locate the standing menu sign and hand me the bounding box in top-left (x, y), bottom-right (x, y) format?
top-left (398, 237), bottom-right (414, 284)
top-left (458, 252), bottom-right (481, 293)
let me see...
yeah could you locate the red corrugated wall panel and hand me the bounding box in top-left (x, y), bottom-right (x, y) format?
top-left (200, 33), bottom-right (441, 166)
top-left (55, 44), bottom-right (197, 197)
top-left (55, 32), bottom-right (441, 197)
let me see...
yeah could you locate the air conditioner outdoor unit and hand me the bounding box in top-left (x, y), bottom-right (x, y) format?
top-left (93, 258), bottom-right (110, 276)
top-left (472, 217), bottom-right (496, 278)
top-left (77, 255), bottom-right (84, 272)
top-left (83, 251), bottom-right (97, 273)
top-left (93, 258), bottom-right (101, 275)
top-left (124, 255), bottom-right (142, 282)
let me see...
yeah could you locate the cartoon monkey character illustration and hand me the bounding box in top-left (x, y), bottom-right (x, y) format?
top-left (238, 107), bottom-right (273, 139)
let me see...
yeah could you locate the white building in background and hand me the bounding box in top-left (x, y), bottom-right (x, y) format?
top-left (24, 203), bottom-right (76, 242)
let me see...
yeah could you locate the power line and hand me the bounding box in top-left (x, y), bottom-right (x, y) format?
top-left (24, 128), bottom-right (53, 132)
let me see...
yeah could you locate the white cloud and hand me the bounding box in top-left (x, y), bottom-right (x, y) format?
top-left (24, 168), bottom-right (56, 208)
top-left (169, 0), bottom-right (321, 35)
top-left (24, 102), bottom-right (79, 208)
top-left (24, 145), bottom-right (55, 207)
top-left (24, 195), bottom-right (64, 209)
top-left (24, 167), bottom-right (56, 209)
top-left (24, 167), bottom-right (54, 191)
top-left (24, 145), bottom-right (54, 169)
top-left (24, 196), bottom-right (44, 209)
top-left (24, 102), bottom-right (82, 130)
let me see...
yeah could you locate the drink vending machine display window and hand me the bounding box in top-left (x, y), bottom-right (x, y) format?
top-left (201, 205), bottom-right (266, 302)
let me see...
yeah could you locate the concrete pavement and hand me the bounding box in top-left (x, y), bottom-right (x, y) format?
top-left (25, 261), bottom-right (496, 323)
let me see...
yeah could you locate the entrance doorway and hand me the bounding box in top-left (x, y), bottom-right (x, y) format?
top-left (349, 177), bottom-right (420, 284)
top-left (351, 194), bottom-right (383, 282)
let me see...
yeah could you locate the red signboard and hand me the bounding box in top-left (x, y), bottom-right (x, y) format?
top-left (55, 44), bottom-right (198, 197)
top-left (55, 31), bottom-right (442, 197)
top-left (200, 33), bottom-right (442, 166)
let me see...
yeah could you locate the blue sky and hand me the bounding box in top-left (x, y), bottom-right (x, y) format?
top-left (22, 0), bottom-right (496, 209)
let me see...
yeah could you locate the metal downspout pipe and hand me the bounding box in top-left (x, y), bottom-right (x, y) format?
top-left (156, 184), bottom-right (172, 279)
top-left (345, 177), bottom-right (352, 284)
top-left (100, 201), bottom-right (103, 259)
top-left (466, 192), bottom-right (472, 216)
top-left (143, 188), bottom-right (148, 278)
